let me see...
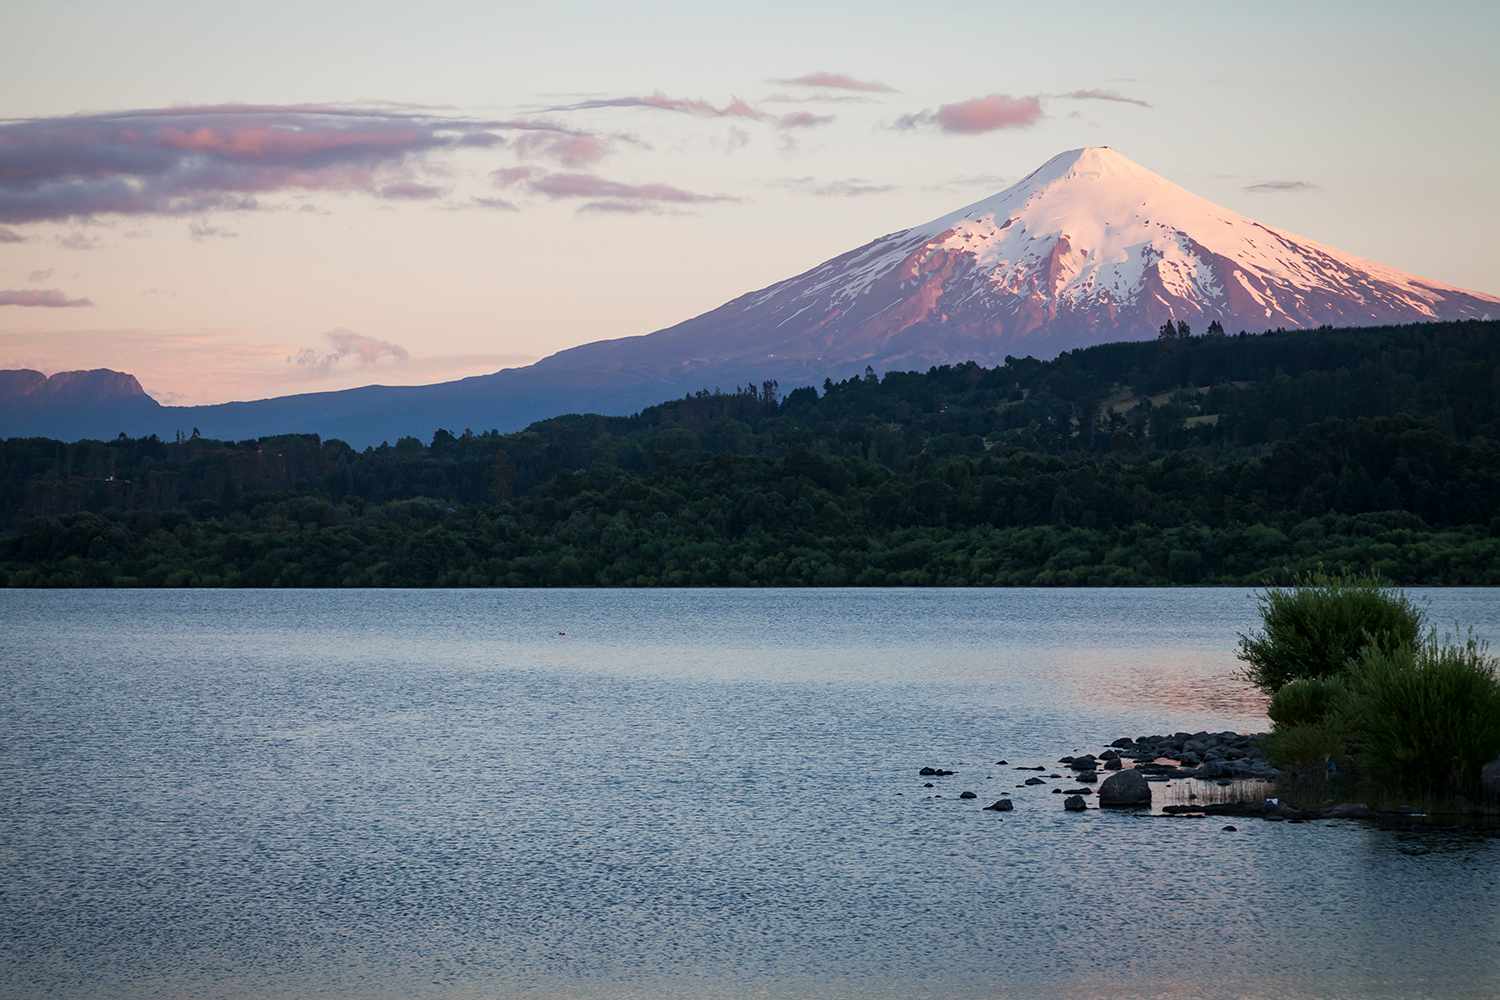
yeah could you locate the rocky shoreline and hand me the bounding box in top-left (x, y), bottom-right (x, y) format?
top-left (920, 730), bottom-right (1497, 828)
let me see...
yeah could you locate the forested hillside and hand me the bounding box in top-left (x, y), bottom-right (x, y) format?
top-left (3, 320), bottom-right (1498, 586)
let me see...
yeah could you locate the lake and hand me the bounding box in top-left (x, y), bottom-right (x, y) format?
top-left (3, 588), bottom-right (1499, 999)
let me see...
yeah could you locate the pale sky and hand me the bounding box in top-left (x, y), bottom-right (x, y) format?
top-left (2, 1), bottom-right (1497, 403)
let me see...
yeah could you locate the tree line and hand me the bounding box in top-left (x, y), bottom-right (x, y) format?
top-left (2, 319), bottom-right (1497, 586)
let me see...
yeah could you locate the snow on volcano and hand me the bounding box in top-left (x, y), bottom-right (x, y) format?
top-left (538, 146), bottom-right (1498, 379)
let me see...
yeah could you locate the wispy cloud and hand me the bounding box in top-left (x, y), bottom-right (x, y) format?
top-left (289, 328), bottom-right (409, 374)
top-left (775, 177), bottom-right (897, 197)
top-left (1244, 179), bottom-right (1320, 193)
top-left (513, 130), bottom-right (609, 167)
top-left (469, 196), bottom-right (519, 211)
top-left (924, 173), bottom-right (1010, 192)
top-left (188, 219), bottom-right (238, 240)
top-left (57, 231), bottom-right (101, 250)
top-left (538, 92), bottom-right (767, 121)
top-left (491, 165), bottom-right (542, 188)
top-left (376, 180), bottom-right (446, 200)
top-left (0, 288), bottom-right (94, 307)
top-left (26, 267), bottom-right (54, 282)
top-left (769, 72), bottom-right (896, 93)
top-left (893, 94), bottom-right (1044, 133)
top-left (1054, 88), bottom-right (1152, 108)
top-left (776, 111), bottom-right (835, 130)
top-left (762, 93), bottom-right (878, 105)
top-left (0, 226), bottom-right (25, 243)
top-left (528, 171), bottom-right (740, 208)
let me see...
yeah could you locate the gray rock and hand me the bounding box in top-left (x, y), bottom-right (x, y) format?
top-left (1075, 771), bottom-right (1098, 783)
top-left (1103, 757), bottom-right (1123, 771)
top-left (1064, 795), bottom-right (1087, 812)
top-left (1068, 755), bottom-right (1098, 771)
top-left (1110, 738), bottom-right (1136, 748)
top-left (1221, 825), bottom-right (1237, 832)
top-left (1024, 776), bottom-right (1046, 786)
top-left (1098, 769), bottom-right (1152, 808)
top-left (985, 799), bottom-right (1014, 812)
top-left (959, 791), bottom-right (977, 800)
top-left (1482, 757), bottom-right (1500, 801)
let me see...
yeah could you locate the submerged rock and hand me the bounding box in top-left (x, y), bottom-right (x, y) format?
top-left (1064, 795), bottom-right (1087, 812)
top-left (1024, 776), bottom-right (1046, 786)
top-left (959, 791), bottom-right (977, 800)
top-left (919, 767), bottom-right (955, 777)
top-left (1098, 769), bottom-right (1152, 808)
top-left (985, 799), bottom-right (1014, 812)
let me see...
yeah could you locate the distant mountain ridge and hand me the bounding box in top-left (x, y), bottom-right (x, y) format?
top-left (4, 147), bottom-right (1496, 446)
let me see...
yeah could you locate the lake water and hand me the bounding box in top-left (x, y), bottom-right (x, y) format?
top-left (3, 588), bottom-right (1499, 1000)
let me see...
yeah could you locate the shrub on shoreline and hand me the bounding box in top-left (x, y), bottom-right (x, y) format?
top-left (1341, 633), bottom-right (1500, 800)
top-left (1237, 573), bottom-right (1425, 694)
top-left (1267, 676), bottom-right (1348, 730)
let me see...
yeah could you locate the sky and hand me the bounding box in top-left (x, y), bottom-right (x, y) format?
top-left (2, 1), bottom-right (1497, 404)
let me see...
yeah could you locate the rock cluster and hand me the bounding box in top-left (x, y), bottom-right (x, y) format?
top-left (1108, 732), bottom-right (1279, 783)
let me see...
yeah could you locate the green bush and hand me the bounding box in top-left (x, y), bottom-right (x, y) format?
top-left (1266, 720), bottom-right (1349, 769)
top-left (1342, 633), bottom-right (1500, 799)
top-left (1267, 676), bottom-right (1348, 730)
top-left (1237, 573), bottom-right (1425, 693)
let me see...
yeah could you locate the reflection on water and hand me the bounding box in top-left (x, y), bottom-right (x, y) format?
top-left (1, 588), bottom-right (1498, 1000)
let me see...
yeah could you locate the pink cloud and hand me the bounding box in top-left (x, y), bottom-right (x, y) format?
top-left (777, 111), bottom-right (835, 129)
top-left (0, 288), bottom-right (93, 307)
top-left (934, 94), bottom-right (1043, 133)
top-left (770, 72), bottom-right (896, 93)
top-left (894, 94), bottom-right (1044, 134)
top-left (513, 131), bottom-right (611, 167)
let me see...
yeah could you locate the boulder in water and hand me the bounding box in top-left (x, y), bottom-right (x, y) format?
top-left (1098, 769), bottom-right (1152, 808)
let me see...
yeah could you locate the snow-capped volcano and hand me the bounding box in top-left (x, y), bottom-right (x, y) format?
top-left (7, 147), bottom-right (1496, 446)
top-left (539, 146), bottom-right (1498, 377)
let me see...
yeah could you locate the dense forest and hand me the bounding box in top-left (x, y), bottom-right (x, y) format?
top-left (3, 319), bottom-right (1498, 587)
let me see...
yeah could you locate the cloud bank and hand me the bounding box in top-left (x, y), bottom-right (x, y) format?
top-left (0, 104), bottom-right (627, 226)
top-left (0, 288), bottom-right (94, 307)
